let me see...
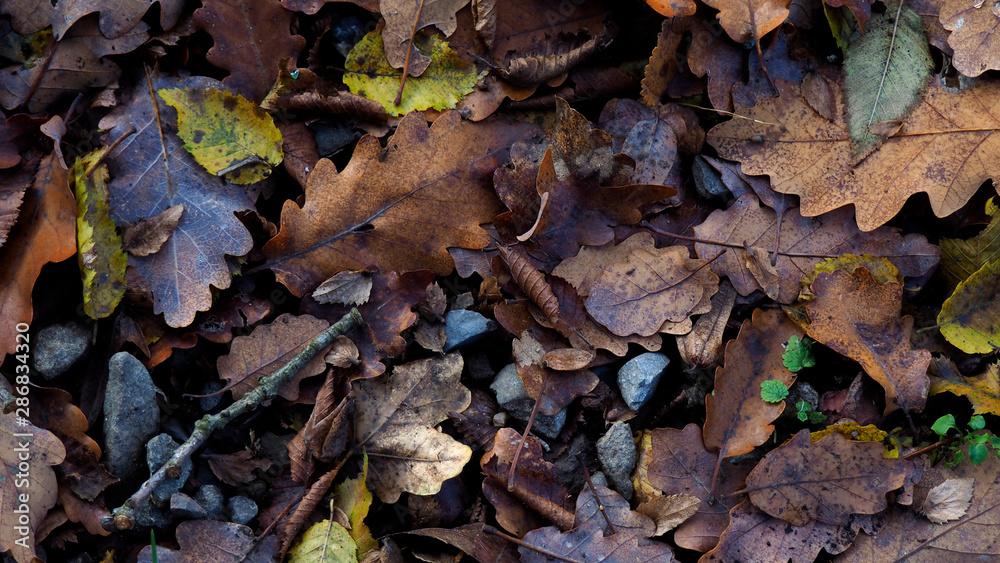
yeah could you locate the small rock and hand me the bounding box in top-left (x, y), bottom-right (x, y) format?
top-left (195, 484), bottom-right (226, 520)
top-left (228, 496), bottom-right (258, 525)
top-left (104, 352), bottom-right (160, 479)
top-left (618, 353), bottom-right (669, 410)
top-left (199, 380), bottom-right (225, 412)
top-left (597, 422), bottom-right (636, 499)
top-left (443, 309), bottom-right (496, 352)
top-left (34, 322), bottom-right (90, 379)
top-left (147, 434), bottom-right (194, 506)
top-left (490, 364), bottom-right (566, 439)
top-left (590, 471), bottom-right (609, 488)
top-left (132, 499), bottom-right (171, 529)
top-left (170, 492), bottom-right (207, 520)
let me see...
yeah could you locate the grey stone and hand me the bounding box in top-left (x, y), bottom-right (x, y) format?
top-left (132, 499), bottom-right (171, 529)
top-left (147, 433), bottom-right (193, 506)
top-left (443, 309), bottom-right (496, 352)
top-left (34, 323), bottom-right (90, 379)
top-left (590, 471), bottom-right (609, 488)
top-left (490, 364), bottom-right (566, 439)
top-left (228, 496), bottom-right (259, 525)
top-left (195, 484), bottom-right (226, 520)
top-left (618, 353), bottom-right (669, 410)
top-left (170, 492), bottom-right (207, 519)
top-left (597, 422), bottom-right (636, 499)
top-left (199, 380), bottom-right (225, 412)
top-left (104, 352), bottom-right (160, 479)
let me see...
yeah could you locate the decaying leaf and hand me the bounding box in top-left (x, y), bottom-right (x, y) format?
top-left (287, 519), bottom-right (358, 563)
top-left (676, 280), bottom-right (737, 370)
top-left (701, 0), bottom-right (790, 43)
top-left (354, 353), bottom-right (472, 503)
top-left (806, 268), bottom-right (931, 415)
top-left (940, 0), bottom-right (1000, 77)
top-left (938, 259), bottom-right (1000, 354)
top-left (575, 484), bottom-right (657, 536)
top-left (264, 111), bottom-right (534, 297)
top-left (72, 152), bottom-right (127, 319)
top-left (52, 0), bottom-right (183, 39)
top-left (745, 430), bottom-right (909, 526)
top-left (137, 520), bottom-right (271, 562)
top-left (940, 198), bottom-right (1000, 290)
top-left (157, 87), bottom-right (284, 184)
top-left (334, 455), bottom-right (378, 557)
top-left (645, 0), bottom-right (697, 17)
top-left (217, 313), bottom-right (332, 401)
top-left (120, 204), bottom-right (183, 257)
top-left (313, 270), bottom-right (373, 307)
top-left (379, 0), bottom-right (468, 76)
top-left (920, 478), bottom-right (974, 524)
top-left (520, 521), bottom-right (675, 562)
top-left (636, 494), bottom-right (701, 536)
top-left (708, 78), bottom-right (1000, 231)
top-left (930, 359), bottom-right (1000, 416)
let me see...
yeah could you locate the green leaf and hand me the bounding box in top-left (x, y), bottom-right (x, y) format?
top-left (970, 442), bottom-right (988, 465)
top-left (970, 432), bottom-right (990, 445)
top-left (938, 259), bottom-right (1000, 354)
top-left (760, 380), bottom-right (790, 403)
top-left (932, 414), bottom-right (958, 437)
top-left (157, 87), bottom-right (283, 185)
top-left (843, 1), bottom-right (933, 161)
top-left (287, 519), bottom-right (358, 563)
top-left (970, 415), bottom-right (987, 431)
top-left (72, 151), bottom-right (127, 319)
top-left (782, 335), bottom-right (816, 372)
top-left (344, 31), bottom-right (486, 117)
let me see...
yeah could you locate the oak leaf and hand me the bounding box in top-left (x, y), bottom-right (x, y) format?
top-left (576, 484), bottom-right (657, 537)
top-left (930, 360), bottom-right (1000, 416)
top-left (704, 309), bottom-right (802, 492)
top-left (0, 154), bottom-right (77, 360)
top-left (745, 429), bottom-right (909, 526)
top-left (193, 0), bottom-right (306, 102)
top-left (264, 111), bottom-right (534, 297)
top-left (0, 413), bottom-right (67, 563)
top-left (380, 0), bottom-right (468, 77)
top-left (217, 313), bottom-right (332, 401)
top-left (0, 0), bottom-right (53, 34)
top-left (701, 0), bottom-right (790, 43)
top-left (585, 243), bottom-right (718, 337)
top-left (806, 268), bottom-right (931, 415)
top-left (137, 520), bottom-right (276, 562)
top-left (353, 353), bottom-right (472, 503)
top-left (938, 259), bottom-right (1000, 354)
top-left (645, 0), bottom-right (697, 17)
top-left (708, 78), bottom-right (1000, 231)
top-left (692, 193), bottom-right (939, 303)
top-left (940, 198), bottom-right (1000, 289)
top-left (940, 0), bottom-right (1000, 77)
top-left (100, 74), bottom-right (255, 328)
top-left (52, 0), bottom-right (183, 39)
top-left (520, 521), bottom-right (675, 562)
top-left (634, 424), bottom-right (752, 552)
top-left (281, 0), bottom-right (379, 14)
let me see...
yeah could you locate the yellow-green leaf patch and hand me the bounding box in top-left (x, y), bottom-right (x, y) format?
top-left (157, 86), bottom-right (283, 185)
top-left (941, 198), bottom-right (1000, 290)
top-left (938, 259), bottom-right (1000, 354)
top-left (72, 151), bottom-right (126, 319)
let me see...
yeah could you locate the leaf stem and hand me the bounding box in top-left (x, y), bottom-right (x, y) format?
top-left (102, 308), bottom-right (363, 531)
top-left (395, 0), bottom-right (427, 106)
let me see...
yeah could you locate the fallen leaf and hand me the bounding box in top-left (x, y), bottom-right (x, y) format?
top-left (940, 198), bottom-right (1000, 289)
top-left (806, 268), bottom-right (931, 415)
top-left (193, 0), bottom-right (306, 102)
top-left (938, 259), bottom-right (1000, 354)
top-left (0, 155), bottom-right (35, 250)
top-left (0, 412), bottom-right (67, 563)
top-left (585, 243), bottom-right (718, 337)
top-left (520, 521), bottom-right (675, 562)
top-left (120, 204), bottom-right (183, 257)
top-left (745, 430), bottom-right (909, 526)
top-left (203, 450), bottom-right (273, 486)
top-left (72, 152), bottom-right (127, 319)
top-left (313, 270), bottom-right (373, 307)
top-left (704, 309), bottom-right (802, 492)
top-left (157, 87), bottom-right (284, 184)
top-left (1, 0), bottom-right (53, 34)
top-left (0, 154), bottom-right (77, 360)
top-left (354, 353), bottom-right (472, 503)
top-left (692, 193), bottom-right (939, 303)
top-left (540, 348), bottom-right (595, 371)
top-left (636, 494), bottom-right (701, 536)
top-left (217, 313), bottom-right (332, 401)
top-left (645, 0), bottom-right (697, 17)
top-left (287, 519), bottom-right (358, 563)
top-left (921, 477), bottom-right (975, 524)
top-left (138, 520), bottom-right (276, 562)
top-left (576, 484), bottom-right (656, 537)
top-left (634, 424), bottom-right (752, 552)
top-left (101, 73), bottom-right (255, 328)
top-left (281, 0), bottom-right (379, 14)
top-left (676, 280), bottom-right (737, 371)
top-left (52, 0), bottom-right (183, 39)
top-left (334, 454), bottom-right (378, 556)
top-left (701, 0), bottom-right (790, 43)
top-left (708, 78), bottom-right (1000, 231)
top-left (264, 111), bottom-right (534, 297)
top-left (940, 0), bottom-right (1000, 77)
top-left (930, 360), bottom-right (1000, 416)
top-left (0, 114), bottom-right (43, 170)
top-left (379, 0), bottom-right (468, 76)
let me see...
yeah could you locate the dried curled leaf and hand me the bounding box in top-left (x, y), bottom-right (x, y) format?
top-left (920, 478), bottom-right (974, 524)
top-left (121, 205), bottom-right (183, 257)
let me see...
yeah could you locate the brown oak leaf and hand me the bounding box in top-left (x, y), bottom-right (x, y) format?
top-left (52, 0), bottom-right (184, 39)
top-left (264, 111), bottom-right (536, 297)
top-left (940, 0), bottom-right (1000, 77)
top-left (380, 0), bottom-right (469, 77)
top-left (806, 268), bottom-right (931, 415)
top-left (520, 521), bottom-right (675, 562)
top-left (701, 0), bottom-right (790, 43)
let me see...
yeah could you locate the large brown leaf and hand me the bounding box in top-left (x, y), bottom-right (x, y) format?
top-left (193, 0), bottom-right (306, 102)
top-left (692, 193), bottom-right (939, 302)
top-left (353, 353), bottom-right (472, 503)
top-left (707, 78), bottom-right (1000, 231)
top-left (0, 154), bottom-right (77, 360)
top-left (703, 309), bottom-right (802, 490)
top-left (520, 521), bottom-right (675, 562)
top-left (939, 0), bottom-right (1000, 77)
top-left (745, 430), bottom-right (909, 526)
top-left (263, 111), bottom-right (535, 297)
top-left (806, 268), bottom-right (931, 415)
top-left (701, 0), bottom-right (790, 43)
top-left (634, 424), bottom-right (752, 553)
top-left (100, 74), bottom-right (255, 328)
top-left (52, 0), bottom-right (184, 39)
top-left (380, 0), bottom-right (469, 77)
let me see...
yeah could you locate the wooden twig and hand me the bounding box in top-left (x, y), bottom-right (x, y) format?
top-left (395, 0), bottom-right (427, 106)
top-left (102, 308), bottom-right (364, 531)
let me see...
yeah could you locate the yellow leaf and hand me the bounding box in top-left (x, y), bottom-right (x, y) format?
top-left (931, 362), bottom-right (1000, 415)
top-left (72, 151), bottom-right (126, 319)
top-left (287, 519), bottom-right (358, 563)
top-left (344, 31), bottom-right (486, 117)
top-left (333, 453), bottom-right (377, 558)
top-left (938, 259), bottom-right (1000, 354)
top-left (809, 422), bottom-right (887, 444)
top-left (803, 254), bottom-right (901, 289)
top-left (157, 87), bottom-right (283, 185)
top-left (940, 198), bottom-right (1000, 290)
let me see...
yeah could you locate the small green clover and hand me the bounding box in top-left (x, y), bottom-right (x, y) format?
top-left (931, 414), bottom-right (997, 466)
top-left (796, 401), bottom-right (827, 424)
top-left (760, 380), bottom-right (789, 403)
top-left (782, 335), bottom-right (816, 373)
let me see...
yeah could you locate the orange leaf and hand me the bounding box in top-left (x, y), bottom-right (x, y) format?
top-left (645, 0), bottom-right (697, 17)
top-left (701, 0), bottom-right (790, 43)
